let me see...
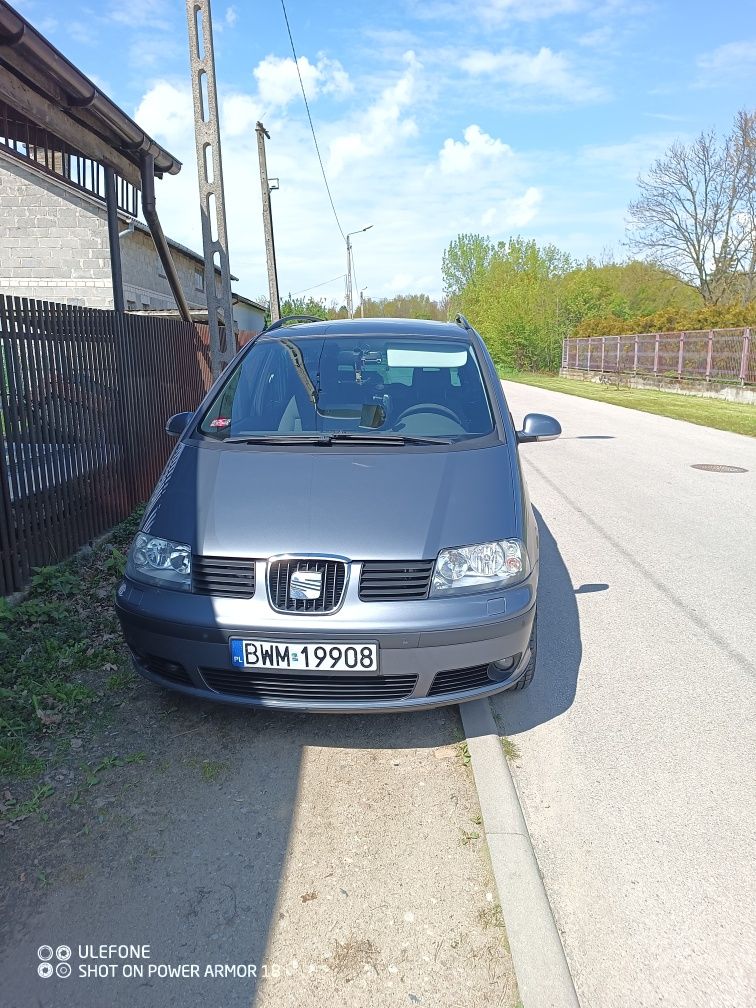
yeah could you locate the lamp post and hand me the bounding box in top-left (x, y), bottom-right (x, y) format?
top-left (345, 225), bottom-right (372, 318)
top-left (359, 287), bottom-right (367, 318)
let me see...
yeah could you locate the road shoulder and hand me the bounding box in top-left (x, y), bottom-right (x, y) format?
top-left (461, 698), bottom-right (580, 1008)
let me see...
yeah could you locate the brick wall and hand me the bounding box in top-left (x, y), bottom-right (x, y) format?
top-left (119, 227), bottom-right (207, 312)
top-left (0, 149), bottom-right (114, 308)
top-left (0, 149), bottom-right (246, 319)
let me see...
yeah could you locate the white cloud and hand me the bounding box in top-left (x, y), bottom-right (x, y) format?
top-left (476, 0), bottom-right (584, 22)
top-left (439, 125), bottom-right (512, 174)
top-left (69, 21), bottom-right (97, 45)
top-left (696, 40), bottom-right (756, 87)
top-left (409, 0), bottom-right (584, 23)
top-left (578, 26), bottom-right (613, 48)
top-left (132, 60), bottom-right (546, 304)
top-left (222, 94), bottom-right (264, 138)
top-left (581, 133), bottom-right (683, 180)
top-left (460, 46), bottom-right (604, 102)
top-left (480, 187), bottom-right (542, 228)
top-left (328, 52), bottom-right (421, 176)
top-left (134, 80), bottom-right (194, 147)
top-left (253, 53), bottom-right (352, 108)
top-left (108, 0), bottom-right (172, 31)
top-left (225, 6), bottom-right (238, 27)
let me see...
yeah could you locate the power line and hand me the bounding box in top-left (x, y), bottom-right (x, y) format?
top-left (279, 0), bottom-right (345, 242)
top-left (290, 273), bottom-right (346, 297)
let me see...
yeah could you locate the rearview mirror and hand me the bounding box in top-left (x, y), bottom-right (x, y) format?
top-left (165, 412), bottom-right (193, 437)
top-left (359, 403), bottom-right (387, 429)
top-left (517, 413), bottom-right (561, 444)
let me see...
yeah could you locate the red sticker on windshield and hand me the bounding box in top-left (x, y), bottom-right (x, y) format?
top-left (210, 417), bottom-right (231, 428)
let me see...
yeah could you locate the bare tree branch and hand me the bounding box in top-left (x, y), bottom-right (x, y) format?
top-left (627, 110), bottom-right (756, 304)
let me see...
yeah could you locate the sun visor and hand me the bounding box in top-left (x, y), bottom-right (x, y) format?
top-left (386, 348), bottom-right (468, 368)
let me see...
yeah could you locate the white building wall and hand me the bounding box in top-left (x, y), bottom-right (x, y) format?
top-left (0, 149), bottom-right (114, 308)
top-left (119, 227), bottom-right (207, 312)
top-left (233, 300), bottom-right (266, 334)
top-left (0, 150), bottom-right (262, 326)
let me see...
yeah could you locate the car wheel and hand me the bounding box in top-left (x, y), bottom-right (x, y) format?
top-left (512, 611), bottom-right (537, 690)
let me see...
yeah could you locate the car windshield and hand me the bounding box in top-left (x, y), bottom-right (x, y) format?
top-left (199, 334), bottom-right (495, 441)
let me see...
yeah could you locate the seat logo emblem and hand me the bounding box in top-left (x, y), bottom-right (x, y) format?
top-left (290, 569), bottom-right (323, 600)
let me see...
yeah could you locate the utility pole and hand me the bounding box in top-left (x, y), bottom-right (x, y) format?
top-left (345, 235), bottom-right (353, 318)
top-left (255, 122), bottom-right (280, 323)
top-left (359, 288), bottom-right (366, 318)
top-left (345, 225), bottom-right (372, 318)
top-left (186, 0), bottom-right (235, 378)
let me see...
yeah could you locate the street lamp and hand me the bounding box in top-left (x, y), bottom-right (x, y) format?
top-left (345, 225), bottom-right (372, 318)
top-left (359, 287), bottom-right (368, 318)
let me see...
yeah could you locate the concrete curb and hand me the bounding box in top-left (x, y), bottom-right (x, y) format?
top-left (460, 698), bottom-right (580, 1008)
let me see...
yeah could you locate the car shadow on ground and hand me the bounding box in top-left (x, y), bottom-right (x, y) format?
top-left (490, 508), bottom-right (584, 734)
top-left (1, 688), bottom-right (469, 1008)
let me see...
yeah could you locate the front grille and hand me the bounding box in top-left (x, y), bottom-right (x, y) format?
top-left (268, 558), bottom-right (346, 613)
top-left (428, 664), bottom-right (494, 696)
top-left (138, 653), bottom-right (193, 687)
top-left (193, 555), bottom-right (256, 597)
top-left (200, 669), bottom-right (417, 703)
top-left (359, 560), bottom-right (434, 601)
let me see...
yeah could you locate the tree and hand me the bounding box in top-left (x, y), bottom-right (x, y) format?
top-left (360, 293), bottom-right (447, 320)
top-left (441, 234), bottom-right (495, 297)
top-left (627, 109), bottom-right (756, 304)
top-left (279, 295), bottom-right (329, 320)
top-left (455, 237), bottom-right (574, 371)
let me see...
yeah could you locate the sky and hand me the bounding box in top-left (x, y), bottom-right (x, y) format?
top-left (14, 0), bottom-right (756, 305)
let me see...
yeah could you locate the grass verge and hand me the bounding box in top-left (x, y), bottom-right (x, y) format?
top-left (499, 371), bottom-right (756, 437)
top-left (0, 508), bottom-right (142, 804)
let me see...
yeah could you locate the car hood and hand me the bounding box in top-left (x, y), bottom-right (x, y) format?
top-left (141, 441), bottom-right (520, 560)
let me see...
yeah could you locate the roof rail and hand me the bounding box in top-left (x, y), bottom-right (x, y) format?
top-left (264, 314), bottom-right (325, 332)
top-left (455, 313), bottom-right (473, 332)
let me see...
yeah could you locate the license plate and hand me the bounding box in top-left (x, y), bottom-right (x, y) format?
top-left (230, 639), bottom-right (379, 673)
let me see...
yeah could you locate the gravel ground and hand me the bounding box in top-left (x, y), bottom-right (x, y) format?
top-left (1, 682), bottom-right (519, 1008)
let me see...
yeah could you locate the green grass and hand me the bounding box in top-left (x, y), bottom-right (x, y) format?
top-left (0, 508), bottom-right (143, 785)
top-left (501, 736), bottom-right (521, 761)
top-left (499, 371), bottom-right (756, 437)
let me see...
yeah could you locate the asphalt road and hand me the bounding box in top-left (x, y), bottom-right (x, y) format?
top-left (495, 381), bottom-right (756, 1008)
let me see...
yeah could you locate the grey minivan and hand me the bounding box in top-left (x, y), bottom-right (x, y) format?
top-left (115, 315), bottom-right (560, 711)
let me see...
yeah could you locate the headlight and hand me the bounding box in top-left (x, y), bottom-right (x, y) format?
top-left (126, 533), bottom-right (191, 591)
top-left (431, 539), bottom-right (529, 596)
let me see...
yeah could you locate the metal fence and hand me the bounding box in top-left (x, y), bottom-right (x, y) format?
top-left (561, 328), bottom-right (754, 385)
top-left (0, 295), bottom-right (212, 596)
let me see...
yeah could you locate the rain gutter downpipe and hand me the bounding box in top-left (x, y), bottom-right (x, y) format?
top-left (140, 153), bottom-right (192, 323)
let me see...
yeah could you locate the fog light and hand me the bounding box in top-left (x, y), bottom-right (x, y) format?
top-left (487, 653), bottom-right (521, 682)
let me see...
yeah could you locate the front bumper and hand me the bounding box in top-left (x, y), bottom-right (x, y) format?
top-left (115, 570), bottom-right (537, 712)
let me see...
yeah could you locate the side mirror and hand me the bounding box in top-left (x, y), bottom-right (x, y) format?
top-left (517, 413), bottom-right (561, 444)
top-left (165, 412), bottom-right (194, 437)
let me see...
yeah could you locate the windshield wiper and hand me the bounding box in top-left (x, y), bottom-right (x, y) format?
top-left (328, 433), bottom-right (454, 445)
top-left (217, 433), bottom-right (455, 446)
top-left (221, 434), bottom-right (333, 445)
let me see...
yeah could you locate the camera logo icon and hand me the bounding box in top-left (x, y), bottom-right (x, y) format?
top-left (37, 944), bottom-right (72, 978)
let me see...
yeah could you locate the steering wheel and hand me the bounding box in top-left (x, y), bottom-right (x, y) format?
top-left (395, 402), bottom-right (461, 424)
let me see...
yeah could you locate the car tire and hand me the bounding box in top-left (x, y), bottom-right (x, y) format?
top-left (512, 611), bottom-right (537, 690)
